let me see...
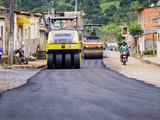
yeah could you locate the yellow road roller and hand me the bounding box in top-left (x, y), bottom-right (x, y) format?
top-left (46, 17), bottom-right (82, 69)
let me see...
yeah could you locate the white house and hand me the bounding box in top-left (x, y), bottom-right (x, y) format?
top-left (157, 28), bottom-right (160, 57)
top-left (14, 11), bottom-right (42, 57)
top-left (153, 17), bottom-right (160, 57)
top-left (0, 6), bottom-right (10, 55)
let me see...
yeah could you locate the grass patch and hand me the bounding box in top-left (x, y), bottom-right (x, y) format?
top-left (100, 1), bottom-right (120, 11)
top-left (99, 0), bottom-right (106, 4)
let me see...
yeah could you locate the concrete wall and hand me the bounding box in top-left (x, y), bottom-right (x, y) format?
top-left (44, 11), bottom-right (83, 31)
top-left (15, 14), bottom-right (41, 57)
top-left (0, 7), bottom-right (10, 55)
top-left (138, 36), bottom-right (145, 55)
top-left (39, 30), bottom-right (46, 50)
top-left (65, 11), bottom-right (83, 31)
top-left (145, 40), bottom-right (157, 51)
top-left (157, 28), bottom-right (160, 57)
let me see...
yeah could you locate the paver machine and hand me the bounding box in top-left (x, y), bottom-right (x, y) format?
top-left (82, 24), bottom-right (104, 59)
top-left (46, 16), bottom-right (82, 69)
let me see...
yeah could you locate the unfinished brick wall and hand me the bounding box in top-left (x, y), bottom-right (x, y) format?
top-left (138, 6), bottom-right (160, 41)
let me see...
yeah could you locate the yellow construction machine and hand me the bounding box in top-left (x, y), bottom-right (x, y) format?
top-left (46, 17), bottom-right (82, 69)
top-left (82, 24), bottom-right (104, 59)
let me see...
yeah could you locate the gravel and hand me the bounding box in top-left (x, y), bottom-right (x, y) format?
top-left (0, 68), bottom-right (40, 93)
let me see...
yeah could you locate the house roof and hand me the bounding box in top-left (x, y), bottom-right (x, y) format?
top-left (84, 24), bottom-right (102, 27)
top-left (137, 5), bottom-right (160, 11)
top-left (15, 10), bottom-right (42, 17)
top-left (49, 16), bottom-right (77, 21)
top-left (43, 11), bottom-right (85, 16)
top-left (0, 6), bottom-right (8, 11)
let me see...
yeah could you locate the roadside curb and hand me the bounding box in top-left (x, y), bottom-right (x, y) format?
top-left (139, 58), bottom-right (160, 68)
top-left (0, 63), bottom-right (46, 70)
top-left (131, 54), bottom-right (160, 68)
top-left (12, 64), bottom-right (46, 69)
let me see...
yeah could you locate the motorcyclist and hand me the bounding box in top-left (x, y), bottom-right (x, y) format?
top-left (120, 41), bottom-right (129, 62)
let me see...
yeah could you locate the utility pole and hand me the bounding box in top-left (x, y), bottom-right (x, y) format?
top-left (75, 0), bottom-right (77, 16)
top-left (8, 0), bottom-right (15, 65)
top-left (51, 0), bottom-right (56, 17)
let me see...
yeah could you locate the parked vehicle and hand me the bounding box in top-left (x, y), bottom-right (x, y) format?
top-left (15, 45), bottom-right (28, 65)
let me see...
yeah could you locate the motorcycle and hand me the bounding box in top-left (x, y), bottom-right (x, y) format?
top-left (121, 51), bottom-right (127, 65)
top-left (15, 45), bottom-right (28, 65)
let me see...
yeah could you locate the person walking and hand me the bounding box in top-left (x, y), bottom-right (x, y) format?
top-left (0, 37), bottom-right (2, 64)
top-left (0, 47), bottom-right (2, 64)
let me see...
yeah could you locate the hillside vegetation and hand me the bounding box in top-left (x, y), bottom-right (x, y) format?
top-left (1, 0), bottom-right (159, 25)
top-left (100, 1), bottom-right (120, 11)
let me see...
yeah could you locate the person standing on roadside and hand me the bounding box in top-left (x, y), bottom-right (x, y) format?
top-left (0, 47), bottom-right (2, 64)
top-left (44, 24), bottom-right (51, 41)
top-left (0, 37), bottom-right (2, 64)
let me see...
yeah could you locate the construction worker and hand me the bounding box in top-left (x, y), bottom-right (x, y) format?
top-left (44, 24), bottom-right (51, 40)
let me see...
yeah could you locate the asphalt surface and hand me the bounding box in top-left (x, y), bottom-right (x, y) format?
top-left (0, 59), bottom-right (160, 120)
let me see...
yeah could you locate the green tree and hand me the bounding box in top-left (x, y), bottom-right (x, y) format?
top-left (0, 0), bottom-right (3, 5)
top-left (100, 23), bottom-right (122, 43)
top-left (129, 21), bottom-right (143, 54)
top-left (56, 3), bottom-right (74, 12)
top-left (129, 22), bottom-right (143, 36)
top-left (83, 0), bottom-right (103, 24)
top-left (120, 0), bottom-right (132, 7)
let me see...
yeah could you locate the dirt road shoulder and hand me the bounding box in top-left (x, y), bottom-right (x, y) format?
top-left (103, 51), bottom-right (160, 87)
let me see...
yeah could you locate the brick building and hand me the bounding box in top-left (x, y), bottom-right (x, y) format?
top-left (43, 11), bottom-right (84, 31)
top-left (138, 6), bottom-right (160, 52)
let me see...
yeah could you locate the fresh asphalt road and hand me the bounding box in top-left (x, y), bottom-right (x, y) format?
top-left (0, 60), bottom-right (160, 120)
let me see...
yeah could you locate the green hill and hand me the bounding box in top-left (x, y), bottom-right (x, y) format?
top-left (0, 0), bottom-right (3, 5)
top-left (1, 0), bottom-right (159, 25)
top-left (100, 1), bottom-right (120, 11)
top-left (99, 0), bottom-right (106, 4)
